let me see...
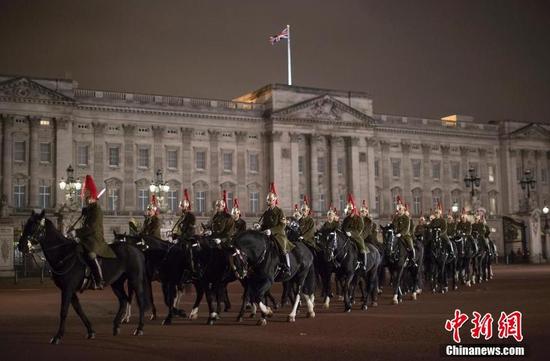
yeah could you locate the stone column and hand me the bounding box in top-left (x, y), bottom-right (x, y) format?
top-left (28, 117), bottom-right (40, 208)
top-left (209, 130), bottom-right (220, 209)
top-left (347, 136), bottom-right (361, 201)
top-left (422, 143), bottom-right (432, 213)
top-left (152, 126), bottom-right (165, 172)
top-left (309, 134), bottom-right (320, 212)
top-left (289, 132), bottom-right (301, 205)
top-left (1, 116), bottom-right (13, 206)
top-left (330, 135), bottom-right (343, 209)
top-left (181, 128), bottom-right (193, 188)
top-left (92, 122), bottom-right (106, 185)
top-left (379, 140), bottom-right (391, 216)
top-left (236, 131), bottom-right (248, 201)
top-left (401, 141), bottom-right (412, 204)
top-left (441, 144), bottom-right (451, 208)
top-left (365, 137), bottom-right (377, 212)
top-left (55, 118), bottom-right (72, 206)
top-left (123, 124), bottom-right (136, 211)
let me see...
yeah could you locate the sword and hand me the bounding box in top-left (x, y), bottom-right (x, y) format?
top-left (67, 189), bottom-right (106, 233)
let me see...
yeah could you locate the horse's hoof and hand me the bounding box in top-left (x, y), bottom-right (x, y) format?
top-left (249, 313), bottom-right (256, 319)
top-left (371, 301), bottom-right (378, 307)
top-left (344, 307), bottom-right (352, 313)
top-left (323, 303), bottom-right (330, 309)
top-left (287, 315), bottom-right (296, 322)
top-left (207, 318), bottom-right (215, 326)
top-left (133, 329), bottom-right (144, 336)
top-left (412, 292), bottom-right (417, 301)
top-left (306, 311), bottom-right (316, 319)
top-left (415, 289), bottom-right (422, 295)
top-left (50, 336), bottom-right (61, 345)
top-left (361, 305), bottom-right (368, 311)
top-left (377, 288), bottom-right (383, 295)
top-left (245, 304), bottom-right (252, 310)
top-left (237, 316), bottom-right (244, 323)
top-left (86, 332), bottom-right (96, 340)
top-left (273, 303), bottom-right (280, 310)
top-left (266, 307), bottom-right (274, 317)
top-left (113, 327), bottom-right (121, 336)
top-left (257, 318), bottom-right (267, 326)
top-left (149, 314), bottom-right (157, 321)
top-left (398, 298), bottom-right (403, 303)
top-left (188, 312), bottom-right (198, 320)
top-left (162, 318), bottom-right (172, 326)
top-left (392, 299), bottom-right (398, 305)
top-left (454, 285), bottom-right (458, 291)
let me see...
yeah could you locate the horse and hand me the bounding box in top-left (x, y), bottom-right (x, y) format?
top-left (426, 227), bottom-right (457, 293)
top-left (112, 232), bottom-right (189, 325)
top-left (229, 227), bottom-right (316, 326)
top-left (451, 231), bottom-right (477, 287)
top-left (471, 231), bottom-right (489, 284)
top-left (380, 224), bottom-right (423, 304)
top-left (18, 210), bottom-right (150, 344)
top-left (317, 229), bottom-right (381, 312)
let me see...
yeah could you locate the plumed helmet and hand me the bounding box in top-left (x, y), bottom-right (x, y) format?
top-left (395, 195), bottom-right (404, 211)
top-left (215, 190), bottom-right (228, 212)
top-left (360, 200), bottom-right (369, 215)
top-left (180, 188), bottom-right (191, 210)
top-left (345, 193), bottom-right (358, 216)
top-left (147, 194), bottom-right (160, 214)
top-left (82, 175), bottom-right (98, 200)
top-left (293, 203), bottom-right (302, 219)
top-left (300, 195), bottom-right (310, 215)
top-left (231, 198), bottom-right (241, 216)
top-left (266, 182), bottom-right (278, 203)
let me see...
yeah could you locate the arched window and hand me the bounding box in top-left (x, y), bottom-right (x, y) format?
top-left (488, 191), bottom-right (498, 216)
top-left (13, 174), bottom-right (28, 209)
top-left (432, 188), bottom-right (442, 209)
top-left (193, 180), bottom-right (209, 215)
top-left (247, 182), bottom-right (262, 215)
top-left (411, 188), bottom-right (422, 216)
top-left (221, 181), bottom-right (237, 210)
top-left (135, 178), bottom-right (150, 212)
top-left (166, 180), bottom-right (181, 213)
top-left (105, 177), bottom-right (122, 212)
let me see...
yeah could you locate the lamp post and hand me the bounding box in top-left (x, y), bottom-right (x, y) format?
top-left (543, 205), bottom-right (549, 261)
top-left (57, 165), bottom-right (82, 232)
top-left (149, 169), bottom-right (170, 211)
top-left (519, 169), bottom-right (536, 212)
top-left (451, 203), bottom-right (459, 214)
top-left (464, 167), bottom-right (481, 211)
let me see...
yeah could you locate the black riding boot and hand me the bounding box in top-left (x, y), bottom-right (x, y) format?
top-left (279, 252), bottom-right (291, 277)
top-left (88, 257), bottom-right (105, 290)
top-left (360, 251), bottom-right (368, 270)
top-left (408, 247), bottom-right (418, 267)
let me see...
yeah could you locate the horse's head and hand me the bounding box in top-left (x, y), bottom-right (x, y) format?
top-left (228, 245), bottom-right (248, 280)
top-left (18, 209), bottom-right (46, 254)
top-left (381, 224), bottom-right (396, 253)
top-left (430, 227), bottom-right (444, 254)
top-left (316, 230), bottom-right (339, 262)
top-left (285, 219), bottom-right (301, 242)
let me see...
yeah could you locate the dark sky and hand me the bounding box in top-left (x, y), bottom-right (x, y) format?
top-left (1, 0), bottom-right (549, 123)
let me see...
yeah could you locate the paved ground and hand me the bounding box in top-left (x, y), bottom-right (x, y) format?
top-left (0, 264), bottom-right (547, 360)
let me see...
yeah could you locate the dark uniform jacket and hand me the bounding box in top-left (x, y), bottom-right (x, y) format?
top-left (141, 215), bottom-right (162, 239)
top-left (342, 214), bottom-right (366, 253)
top-left (211, 211), bottom-right (235, 242)
top-left (447, 221), bottom-right (457, 238)
top-left (298, 216), bottom-right (316, 249)
top-left (76, 202), bottom-right (115, 258)
top-left (393, 213), bottom-right (413, 248)
top-left (471, 222), bottom-right (485, 238)
top-left (234, 218), bottom-right (247, 237)
top-left (260, 206), bottom-right (294, 253)
top-left (172, 211), bottom-right (196, 242)
top-left (320, 220), bottom-right (339, 234)
top-left (362, 216), bottom-right (378, 244)
top-left (456, 221), bottom-right (472, 235)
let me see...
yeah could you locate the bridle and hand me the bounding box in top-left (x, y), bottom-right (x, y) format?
top-left (325, 231), bottom-right (348, 263)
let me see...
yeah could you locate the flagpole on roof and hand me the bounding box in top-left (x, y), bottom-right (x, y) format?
top-left (287, 24), bottom-right (292, 86)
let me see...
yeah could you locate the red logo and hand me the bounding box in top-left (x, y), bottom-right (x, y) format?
top-left (445, 310), bottom-right (523, 343)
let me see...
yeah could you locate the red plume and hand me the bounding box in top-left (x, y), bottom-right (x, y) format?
top-left (347, 193), bottom-right (358, 216)
top-left (222, 190), bottom-right (228, 212)
top-left (396, 195), bottom-right (403, 205)
top-left (269, 182), bottom-right (279, 205)
top-left (437, 201), bottom-right (442, 211)
top-left (183, 188), bottom-right (191, 210)
top-left (82, 175), bottom-right (98, 200)
top-left (303, 195), bottom-right (309, 206)
top-left (233, 198), bottom-right (240, 209)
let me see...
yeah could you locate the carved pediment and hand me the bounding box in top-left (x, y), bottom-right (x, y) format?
top-left (0, 77), bottom-right (73, 102)
top-left (271, 95), bottom-right (374, 126)
top-left (508, 123), bottom-right (550, 140)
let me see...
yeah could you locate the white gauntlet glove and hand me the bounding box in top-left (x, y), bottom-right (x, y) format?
top-left (346, 232), bottom-right (351, 237)
top-left (264, 229), bottom-right (272, 236)
top-left (213, 238), bottom-right (221, 245)
top-left (253, 223), bottom-right (261, 231)
top-left (396, 233), bottom-right (401, 238)
top-left (204, 230), bottom-right (212, 236)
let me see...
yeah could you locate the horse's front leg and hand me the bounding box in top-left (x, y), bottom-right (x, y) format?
top-left (188, 283), bottom-right (204, 320)
top-left (393, 264), bottom-right (406, 304)
top-left (51, 289), bottom-right (73, 344)
top-left (343, 273), bottom-right (354, 312)
top-left (71, 294), bottom-right (95, 339)
top-left (237, 280), bottom-right (249, 322)
top-left (161, 282), bottom-right (176, 325)
top-left (255, 280), bottom-right (274, 326)
top-left (205, 284), bottom-right (218, 325)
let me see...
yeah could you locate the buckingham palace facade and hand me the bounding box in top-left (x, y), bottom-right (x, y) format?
top-left (1, 75), bottom-right (549, 256)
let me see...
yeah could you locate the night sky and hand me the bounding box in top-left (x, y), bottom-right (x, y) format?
top-left (1, 0), bottom-right (549, 123)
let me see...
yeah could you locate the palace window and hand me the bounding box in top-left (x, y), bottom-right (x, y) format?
top-left (38, 181), bottom-right (51, 209)
top-left (77, 145), bottom-right (89, 166)
top-left (249, 153), bottom-right (259, 173)
top-left (318, 157), bottom-right (325, 174)
top-left (138, 147), bottom-right (150, 168)
top-left (374, 159), bottom-right (380, 177)
top-left (108, 147), bottom-right (120, 167)
top-left (298, 156), bottom-right (304, 174)
top-left (412, 159), bottom-right (421, 179)
top-left (196, 151), bottom-right (206, 170)
top-left (432, 161), bottom-right (441, 180)
top-left (195, 191), bottom-right (206, 213)
top-left (319, 193), bottom-right (326, 213)
top-left (488, 165), bottom-right (495, 183)
top-left (223, 152), bottom-right (233, 172)
top-left (250, 192), bottom-right (259, 214)
top-left (412, 188), bottom-right (422, 216)
top-left (14, 141), bottom-right (26, 162)
top-left (167, 190), bottom-right (179, 212)
top-left (108, 189), bottom-right (120, 212)
top-left (14, 182), bottom-right (26, 209)
top-left (39, 143), bottom-right (51, 163)
top-left (451, 161), bottom-right (460, 180)
top-left (391, 158), bottom-right (401, 178)
top-left (137, 189), bottom-right (149, 211)
top-left (337, 158), bottom-right (344, 175)
top-left (167, 149), bottom-right (178, 169)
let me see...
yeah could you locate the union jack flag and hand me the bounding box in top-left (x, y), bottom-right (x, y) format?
top-left (269, 26), bottom-right (289, 45)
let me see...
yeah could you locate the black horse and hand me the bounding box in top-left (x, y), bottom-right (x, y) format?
top-left (317, 229), bottom-right (381, 312)
top-left (18, 210), bottom-right (150, 344)
top-left (426, 228), bottom-right (457, 293)
top-left (229, 227), bottom-right (316, 325)
top-left (451, 231), bottom-right (477, 287)
top-left (112, 232), bottom-right (189, 325)
top-left (380, 224), bottom-right (423, 304)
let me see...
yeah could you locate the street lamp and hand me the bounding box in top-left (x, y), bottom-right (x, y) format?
top-left (543, 205), bottom-right (549, 232)
top-left (451, 202), bottom-right (459, 214)
top-left (519, 169), bottom-right (536, 199)
top-left (464, 167), bottom-right (481, 198)
top-left (58, 165), bottom-right (82, 207)
top-left (149, 169), bottom-right (170, 211)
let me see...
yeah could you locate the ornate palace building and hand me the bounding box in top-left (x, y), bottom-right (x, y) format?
top-left (1, 75), bottom-right (549, 258)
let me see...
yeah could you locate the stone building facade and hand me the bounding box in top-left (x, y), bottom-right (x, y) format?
top-left (0, 75), bottom-right (549, 257)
